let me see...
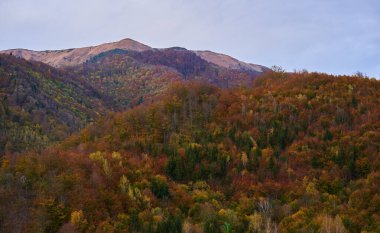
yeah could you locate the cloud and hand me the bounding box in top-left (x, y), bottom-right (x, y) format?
top-left (0, 0), bottom-right (379, 77)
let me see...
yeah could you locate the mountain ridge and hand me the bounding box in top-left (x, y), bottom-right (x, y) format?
top-left (0, 38), bottom-right (268, 73)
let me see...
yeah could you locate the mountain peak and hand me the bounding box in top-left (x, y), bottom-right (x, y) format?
top-left (103, 38), bottom-right (152, 51)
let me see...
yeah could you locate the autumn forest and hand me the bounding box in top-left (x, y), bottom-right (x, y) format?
top-left (0, 43), bottom-right (379, 233)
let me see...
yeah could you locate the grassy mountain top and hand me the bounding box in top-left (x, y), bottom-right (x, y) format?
top-left (0, 38), bottom-right (152, 67)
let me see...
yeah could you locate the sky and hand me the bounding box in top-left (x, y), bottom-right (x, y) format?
top-left (0, 0), bottom-right (379, 77)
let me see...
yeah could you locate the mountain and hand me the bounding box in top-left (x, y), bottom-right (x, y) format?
top-left (0, 38), bottom-right (152, 68)
top-left (1, 71), bottom-right (379, 232)
top-left (0, 39), bottom-right (269, 153)
top-left (0, 54), bottom-right (106, 153)
top-left (0, 38), bottom-right (267, 74)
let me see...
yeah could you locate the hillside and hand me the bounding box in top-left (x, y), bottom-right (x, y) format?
top-left (1, 71), bottom-right (379, 232)
top-left (68, 50), bottom-right (182, 110)
top-left (66, 48), bottom-right (264, 110)
top-left (123, 48), bottom-right (265, 86)
top-left (0, 54), bottom-right (106, 153)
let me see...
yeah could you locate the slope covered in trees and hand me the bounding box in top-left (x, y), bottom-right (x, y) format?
top-left (69, 50), bottom-right (182, 110)
top-left (69, 48), bottom-right (264, 110)
top-left (0, 54), bottom-right (106, 153)
top-left (1, 71), bottom-right (379, 232)
top-left (124, 48), bottom-right (265, 87)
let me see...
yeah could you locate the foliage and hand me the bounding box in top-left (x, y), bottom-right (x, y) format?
top-left (0, 71), bottom-right (379, 232)
top-left (0, 54), bottom-right (106, 153)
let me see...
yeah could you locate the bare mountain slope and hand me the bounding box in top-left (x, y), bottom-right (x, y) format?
top-left (195, 50), bottom-right (266, 72)
top-left (0, 38), bottom-right (151, 67)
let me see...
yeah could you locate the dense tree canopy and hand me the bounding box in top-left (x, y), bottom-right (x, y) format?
top-left (0, 69), bottom-right (379, 232)
top-left (0, 54), bottom-right (106, 154)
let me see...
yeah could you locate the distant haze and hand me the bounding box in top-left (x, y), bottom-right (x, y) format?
top-left (1, 0), bottom-right (379, 77)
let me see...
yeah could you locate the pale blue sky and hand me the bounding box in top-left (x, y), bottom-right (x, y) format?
top-left (0, 0), bottom-right (379, 77)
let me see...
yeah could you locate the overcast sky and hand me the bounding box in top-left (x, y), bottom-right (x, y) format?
top-left (0, 0), bottom-right (379, 77)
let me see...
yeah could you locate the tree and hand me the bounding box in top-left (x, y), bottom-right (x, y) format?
top-left (151, 175), bottom-right (170, 199)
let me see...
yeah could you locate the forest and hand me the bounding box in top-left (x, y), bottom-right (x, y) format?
top-left (0, 54), bottom-right (106, 154)
top-left (0, 66), bottom-right (379, 232)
